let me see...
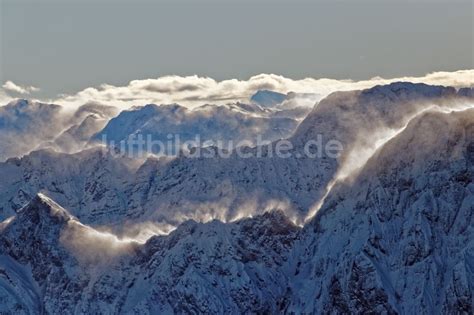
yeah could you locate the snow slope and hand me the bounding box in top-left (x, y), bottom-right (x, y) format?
top-left (287, 108), bottom-right (474, 313)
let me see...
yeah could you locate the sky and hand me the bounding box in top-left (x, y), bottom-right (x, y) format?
top-left (0, 0), bottom-right (473, 101)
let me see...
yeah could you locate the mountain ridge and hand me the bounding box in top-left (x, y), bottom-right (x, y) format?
top-left (0, 105), bottom-right (473, 312)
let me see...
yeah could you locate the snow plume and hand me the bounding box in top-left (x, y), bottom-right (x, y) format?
top-left (96, 221), bottom-right (176, 244)
top-left (0, 217), bottom-right (14, 232)
top-left (304, 124), bottom-right (413, 223)
top-left (41, 69), bottom-right (473, 109)
top-left (229, 197), bottom-right (303, 227)
top-left (0, 100), bottom-right (66, 161)
top-left (304, 98), bottom-right (474, 222)
top-left (0, 89), bottom-right (14, 105)
top-left (335, 98), bottom-right (474, 184)
top-left (60, 219), bottom-right (141, 265)
top-left (0, 99), bottom-right (119, 161)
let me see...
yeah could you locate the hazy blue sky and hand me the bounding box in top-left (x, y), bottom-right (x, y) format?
top-left (1, 0), bottom-right (472, 98)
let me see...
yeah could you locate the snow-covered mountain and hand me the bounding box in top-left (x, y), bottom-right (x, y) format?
top-left (250, 90), bottom-right (288, 107)
top-left (0, 147), bottom-right (139, 223)
top-left (40, 103), bottom-right (120, 154)
top-left (0, 100), bottom-right (63, 161)
top-left (0, 105), bottom-right (472, 313)
top-left (0, 100), bottom-right (119, 160)
top-left (287, 107), bottom-right (474, 313)
top-left (92, 102), bottom-right (305, 155)
top-left (250, 89), bottom-right (321, 109)
top-left (0, 194), bottom-right (299, 313)
top-left (0, 83), bottom-right (470, 227)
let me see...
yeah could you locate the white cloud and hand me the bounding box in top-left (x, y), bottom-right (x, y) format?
top-left (0, 89), bottom-right (13, 105)
top-left (50, 70), bottom-right (473, 109)
top-left (1, 70), bottom-right (472, 109)
top-left (2, 80), bottom-right (40, 95)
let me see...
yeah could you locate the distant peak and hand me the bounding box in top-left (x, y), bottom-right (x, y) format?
top-left (458, 87), bottom-right (474, 98)
top-left (130, 103), bottom-right (186, 113)
top-left (250, 90), bottom-right (287, 107)
top-left (4, 98), bottom-right (62, 112)
top-left (361, 81), bottom-right (456, 99)
top-left (7, 98), bottom-right (30, 107)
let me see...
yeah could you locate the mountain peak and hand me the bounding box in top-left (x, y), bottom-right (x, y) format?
top-left (17, 193), bottom-right (73, 224)
top-left (361, 81), bottom-right (456, 100)
top-left (9, 98), bottom-right (29, 105)
top-left (5, 99), bottom-right (62, 110)
top-left (250, 90), bottom-right (288, 107)
top-left (458, 87), bottom-right (474, 98)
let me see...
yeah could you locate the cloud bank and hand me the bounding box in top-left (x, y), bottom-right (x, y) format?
top-left (2, 81), bottom-right (40, 95)
top-left (1, 70), bottom-right (473, 109)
